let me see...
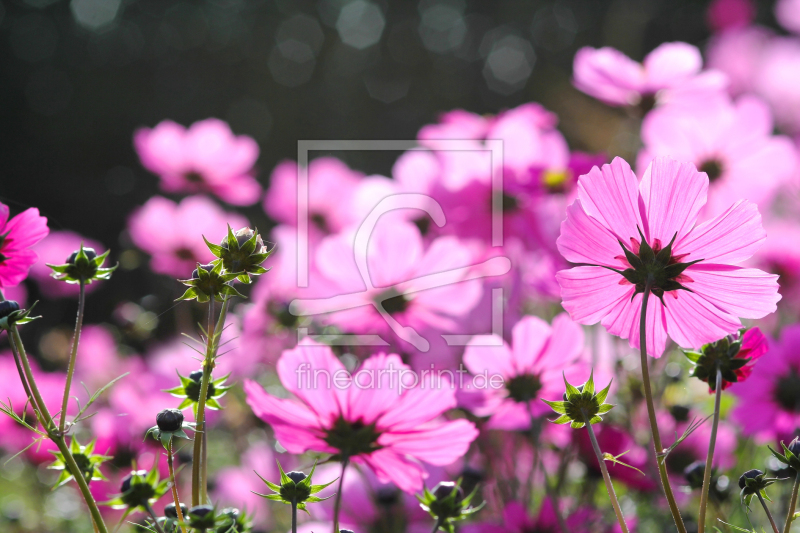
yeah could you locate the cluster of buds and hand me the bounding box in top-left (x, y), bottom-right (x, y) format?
top-left (103, 464), bottom-right (169, 520)
top-left (179, 226), bottom-right (272, 302)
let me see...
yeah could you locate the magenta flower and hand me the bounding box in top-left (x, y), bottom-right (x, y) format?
top-left (0, 203), bottom-right (48, 288)
top-left (556, 156), bottom-right (780, 357)
top-left (706, 0), bottom-right (755, 33)
top-left (706, 26), bottom-right (773, 97)
top-left (461, 314), bottom-right (586, 430)
top-left (128, 195), bottom-right (247, 277)
top-left (573, 42), bottom-right (725, 108)
top-left (460, 499), bottom-right (595, 533)
top-left (30, 231), bottom-right (103, 298)
top-left (244, 342), bottom-right (478, 492)
top-left (732, 325), bottom-right (800, 441)
top-left (638, 95), bottom-right (797, 215)
top-left (134, 118), bottom-right (261, 205)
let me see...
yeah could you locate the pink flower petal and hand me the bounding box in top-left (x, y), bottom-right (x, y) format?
top-left (557, 266), bottom-right (633, 325)
top-left (577, 157), bottom-right (644, 242)
top-left (676, 200), bottom-right (765, 264)
top-left (685, 265), bottom-right (780, 319)
top-left (663, 290), bottom-right (741, 349)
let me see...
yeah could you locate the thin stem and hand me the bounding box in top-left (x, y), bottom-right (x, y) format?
top-left (784, 472), bottom-right (800, 533)
top-left (10, 325), bottom-right (109, 533)
top-left (168, 442), bottom-right (188, 533)
top-left (757, 492), bottom-right (781, 533)
top-left (698, 366), bottom-right (723, 533)
top-left (291, 498), bottom-right (298, 533)
top-left (584, 411), bottom-right (629, 533)
top-left (333, 457), bottom-right (349, 533)
top-left (192, 297), bottom-right (216, 506)
top-left (639, 280), bottom-right (687, 533)
top-left (59, 281), bottom-right (86, 435)
top-left (145, 503), bottom-right (167, 533)
top-left (432, 517), bottom-right (443, 533)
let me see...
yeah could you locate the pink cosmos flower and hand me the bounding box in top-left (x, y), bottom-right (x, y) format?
top-left (128, 195), bottom-right (248, 277)
top-left (0, 203), bottom-right (48, 288)
top-left (638, 95), bottom-right (798, 216)
top-left (776, 0), bottom-right (800, 34)
top-left (263, 157), bottom-right (362, 238)
top-left (706, 27), bottom-right (774, 97)
top-left (754, 220), bottom-right (800, 315)
top-left (752, 37), bottom-right (800, 134)
top-left (460, 314), bottom-right (586, 430)
top-left (30, 231), bottom-right (104, 298)
top-left (733, 324), bottom-right (800, 441)
top-left (244, 341), bottom-right (478, 492)
top-left (573, 42), bottom-right (726, 108)
top-left (707, 0), bottom-right (755, 33)
top-left (299, 221), bottom-right (484, 346)
top-left (134, 118), bottom-right (262, 205)
top-left (461, 499), bottom-right (595, 533)
top-left (556, 156), bottom-right (780, 357)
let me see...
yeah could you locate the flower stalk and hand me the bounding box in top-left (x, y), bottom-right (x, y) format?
top-left (168, 442), bottom-right (188, 533)
top-left (583, 408), bottom-right (629, 533)
top-left (698, 366), bottom-right (723, 533)
top-left (333, 456), bottom-right (349, 533)
top-left (59, 280), bottom-right (85, 435)
top-left (757, 492), bottom-right (780, 533)
top-left (9, 324), bottom-right (109, 533)
top-left (639, 279), bottom-right (687, 533)
top-left (785, 472), bottom-right (800, 533)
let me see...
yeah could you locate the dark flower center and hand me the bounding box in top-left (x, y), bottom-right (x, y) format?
top-left (542, 169), bottom-right (571, 194)
top-left (269, 301), bottom-right (299, 328)
top-left (184, 171), bottom-right (204, 184)
top-left (774, 368), bottom-right (800, 412)
top-left (311, 213), bottom-right (329, 233)
top-left (376, 487), bottom-right (401, 507)
top-left (666, 448), bottom-right (696, 476)
top-left (699, 159), bottom-right (724, 182)
top-left (413, 216), bottom-right (431, 236)
top-left (175, 247), bottom-right (195, 260)
top-left (614, 229), bottom-right (699, 304)
top-left (323, 417), bottom-right (381, 457)
top-left (377, 288), bottom-right (409, 315)
top-left (505, 374), bottom-right (542, 403)
top-left (498, 192), bottom-right (519, 213)
top-left (638, 93), bottom-right (656, 114)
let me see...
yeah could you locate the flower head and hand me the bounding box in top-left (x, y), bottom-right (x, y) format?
top-left (145, 408), bottom-right (194, 449)
top-left (417, 480), bottom-right (483, 533)
top-left (165, 369), bottom-right (231, 411)
top-left (134, 118), bottom-right (262, 205)
top-left (556, 156), bottom-right (780, 357)
top-left (769, 437), bottom-right (800, 472)
top-left (738, 468), bottom-right (779, 507)
top-left (205, 225), bottom-right (272, 284)
top-left (103, 463), bottom-right (169, 518)
top-left (244, 342), bottom-right (478, 492)
top-left (254, 460), bottom-right (335, 512)
top-left (47, 438), bottom-right (112, 489)
top-left (47, 244), bottom-right (117, 285)
top-left (0, 203), bottom-right (49, 288)
top-left (177, 261), bottom-right (245, 303)
top-left (0, 301), bottom-right (38, 331)
top-left (684, 328), bottom-right (768, 391)
top-left (542, 371), bottom-right (614, 429)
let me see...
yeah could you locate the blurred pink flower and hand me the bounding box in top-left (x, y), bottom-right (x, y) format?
top-left (244, 342), bottom-right (478, 492)
top-left (134, 118), bottom-right (262, 205)
top-left (706, 27), bottom-right (774, 97)
top-left (0, 203), bottom-right (48, 288)
top-left (733, 324), bottom-right (800, 442)
top-left (302, 221), bottom-right (484, 343)
top-left (461, 499), bottom-right (595, 533)
top-left (128, 195), bottom-right (248, 278)
top-left (659, 407), bottom-right (737, 476)
top-left (74, 325), bottom-right (128, 391)
top-left (754, 220), bottom-right (800, 314)
top-left (573, 42), bottom-right (726, 108)
top-left (776, 0), bottom-right (800, 33)
top-left (460, 314), bottom-right (586, 430)
top-left (752, 37), bottom-right (800, 134)
top-left (576, 423), bottom-right (657, 492)
top-left (263, 157), bottom-right (362, 238)
top-left (30, 231), bottom-right (104, 298)
top-left (212, 442), bottom-right (278, 525)
top-left (638, 95), bottom-right (798, 215)
top-left (707, 0), bottom-right (755, 33)
top-left (556, 157), bottom-right (780, 357)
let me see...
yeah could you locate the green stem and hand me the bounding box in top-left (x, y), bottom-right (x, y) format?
top-left (291, 498), bottom-right (297, 533)
top-left (168, 442), bottom-right (188, 533)
top-left (784, 472), bottom-right (800, 533)
top-left (698, 366), bottom-right (723, 533)
top-left (333, 456), bottom-right (349, 533)
top-left (639, 280), bottom-right (687, 533)
top-left (432, 518), bottom-right (443, 533)
top-left (584, 410), bottom-right (629, 533)
top-left (145, 503), bottom-right (167, 533)
top-left (757, 491), bottom-right (781, 533)
top-left (9, 325), bottom-right (109, 533)
top-left (59, 280), bottom-right (86, 435)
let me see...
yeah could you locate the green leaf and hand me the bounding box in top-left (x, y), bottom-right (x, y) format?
top-left (203, 235), bottom-right (225, 257)
top-left (597, 403), bottom-right (614, 414)
top-left (541, 399), bottom-right (568, 414)
top-left (551, 414), bottom-right (572, 425)
top-left (176, 288), bottom-right (199, 301)
top-left (595, 382), bottom-right (612, 405)
top-left (563, 373), bottom-right (580, 398)
top-left (603, 450), bottom-right (645, 476)
top-left (583, 370), bottom-right (595, 395)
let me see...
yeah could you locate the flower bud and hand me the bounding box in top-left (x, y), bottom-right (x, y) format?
top-left (563, 384), bottom-right (585, 402)
top-left (286, 471), bottom-right (307, 484)
top-left (185, 369), bottom-right (216, 402)
top-left (156, 409), bottom-right (184, 432)
top-left (684, 461), bottom-right (705, 490)
top-left (119, 470), bottom-right (156, 508)
top-left (0, 301), bottom-right (20, 319)
top-left (376, 487), bottom-right (400, 507)
top-left (191, 263), bottom-right (214, 280)
top-left (429, 481), bottom-right (465, 520)
top-left (340, 530), bottom-right (355, 533)
top-left (788, 437), bottom-right (800, 457)
top-left (188, 505), bottom-right (216, 529)
top-left (164, 502), bottom-right (188, 519)
top-left (67, 248), bottom-right (97, 264)
top-left (739, 469), bottom-right (763, 493)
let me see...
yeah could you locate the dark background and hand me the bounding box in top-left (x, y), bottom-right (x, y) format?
top-left (0, 0), bottom-right (783, 337)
